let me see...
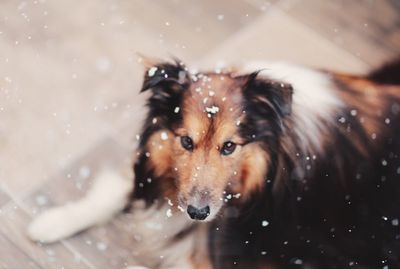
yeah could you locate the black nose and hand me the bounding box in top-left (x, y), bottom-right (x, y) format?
top-left (187, 205), bottom-right (210, 220)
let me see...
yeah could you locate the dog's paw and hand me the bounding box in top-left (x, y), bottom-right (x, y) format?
top-left (125, 266), bottom-right (150, 269)
top-left (27, 205), bottom-right (76, 243)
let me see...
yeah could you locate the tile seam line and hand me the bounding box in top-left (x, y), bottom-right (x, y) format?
top-left (195, 5), bottom-right (280, 67)
top-left (5, 131), bottom-right (116, 202)
top-left (202, 2), bottom-right (370, 70)
top-left (244, 0), bottom-right (371, 68)
top-left (1, 231), bottom-right (45, 269)
top-left (1, 174), bottom-right (98, 269)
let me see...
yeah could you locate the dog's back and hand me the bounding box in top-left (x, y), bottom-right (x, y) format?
top-left (210, 60), bottom-right (400, 269)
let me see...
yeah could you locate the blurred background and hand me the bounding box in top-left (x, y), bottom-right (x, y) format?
top-left (0, 0), bottom-right (399, 268)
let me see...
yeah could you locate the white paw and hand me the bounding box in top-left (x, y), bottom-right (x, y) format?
top-left (27, 170), bottom-right (131, 244)
top-left (28, 205), bottom-right (77, 243)
top-left (125, 266), bottom-right (150, 269)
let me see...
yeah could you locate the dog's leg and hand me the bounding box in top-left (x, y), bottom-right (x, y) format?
top-left (27, 170), bottom-right (133, 243)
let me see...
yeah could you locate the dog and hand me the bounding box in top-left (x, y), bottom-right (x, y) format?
top-left (28, 58), bottom-right (400, 269)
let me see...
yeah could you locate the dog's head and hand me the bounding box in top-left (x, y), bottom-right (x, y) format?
top-left (138, 60), bottom-right (292, 221)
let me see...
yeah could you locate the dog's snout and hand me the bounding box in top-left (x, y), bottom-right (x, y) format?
top-left (187, 205), bottom-right (210, 220)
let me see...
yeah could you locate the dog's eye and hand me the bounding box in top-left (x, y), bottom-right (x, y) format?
top-left (180, 136), bottom-right (194, 151)
top-left (221, 141), bottom-right (236, 156)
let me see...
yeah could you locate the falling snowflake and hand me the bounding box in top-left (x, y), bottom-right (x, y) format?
top-left (79, 165), bottom-right (91, 179)
top-left (166, 209), bottom-right (173, 218)
top-left (148, 67), bottom-right (158, 77)
top-left (35, 195), bottom-right (48, 206)
top-left (160, 132), bottom-right (168, 140)
top-left (96, 57), bottom-right (111, 73)
top-left (96, 242), bottom-right (108, 251)
top-left (205, 105), bottom-right (219, 114)
top-left (293, 259), bottom-right (303, 265)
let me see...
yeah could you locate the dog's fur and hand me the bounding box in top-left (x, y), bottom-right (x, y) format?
top-left (28, 59), bottom-right (400, 269)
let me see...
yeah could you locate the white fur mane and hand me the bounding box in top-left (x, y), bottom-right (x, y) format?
top-left (243, 61), bottom-right (344, 154)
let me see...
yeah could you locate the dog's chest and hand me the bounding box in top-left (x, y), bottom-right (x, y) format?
top-left (120, 203), bottom-right (200, 268)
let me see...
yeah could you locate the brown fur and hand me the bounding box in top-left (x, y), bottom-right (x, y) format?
top-left (334, 73), bottom-right (390, 140)
top-left (133, 58), bottom-right (400, 269)
top-left (144, 73), bottom-right (269, 210)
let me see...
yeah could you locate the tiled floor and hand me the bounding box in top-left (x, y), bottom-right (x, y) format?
top-left (0, 0), bottom-right (399, 268)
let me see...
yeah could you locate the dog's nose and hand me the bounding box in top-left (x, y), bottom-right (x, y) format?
top-left (187, 205), bottom-right (210, 220)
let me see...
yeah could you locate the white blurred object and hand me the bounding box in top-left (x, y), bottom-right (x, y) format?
top-left (27, 170), bottom-right (132, 243)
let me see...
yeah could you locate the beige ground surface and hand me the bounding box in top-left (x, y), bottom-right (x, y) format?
top-left (0, 0), bottom-right (399, 268)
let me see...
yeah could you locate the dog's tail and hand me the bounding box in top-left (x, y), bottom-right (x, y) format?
top-left (27, 170), bottom-right (132, 243)
top-left (368, 57), bottom-right (400, 85)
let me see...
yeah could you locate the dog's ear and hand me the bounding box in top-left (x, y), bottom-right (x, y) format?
top-left (141, 59), bottom-right (190, 95)
top-left (238, 71), bottom-right (293, 117)
top-left (139, 59), bottom-right (190, 137)
top-left (236, 72), bottom-right (293, 142)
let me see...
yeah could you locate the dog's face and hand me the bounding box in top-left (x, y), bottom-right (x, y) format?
top-left (172, 74), bottom-right (263, 221)
top-left (139, 61), bottom-right (292, 221)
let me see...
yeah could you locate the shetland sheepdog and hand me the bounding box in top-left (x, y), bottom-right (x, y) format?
top-left (28, 58), bottom-right (400, 269)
